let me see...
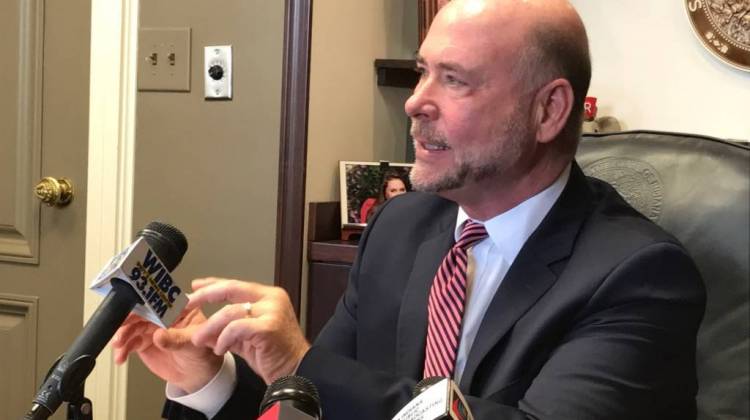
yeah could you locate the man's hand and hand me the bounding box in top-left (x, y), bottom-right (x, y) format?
top-left (112, 308), bottom-right (223, 394)
top-left (187, 277), bottom-right (311, 385)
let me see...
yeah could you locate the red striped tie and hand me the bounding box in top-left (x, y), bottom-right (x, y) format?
top-left (424, 220), bottom-right (488, 379)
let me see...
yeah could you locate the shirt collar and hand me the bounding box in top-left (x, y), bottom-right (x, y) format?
top-left (454, 164), bottom-right (571, 255)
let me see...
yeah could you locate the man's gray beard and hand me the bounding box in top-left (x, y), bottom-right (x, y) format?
top-left (409, 138), bottom-right (470, 192)
top-left (409, 114), bottom-right (527, 193)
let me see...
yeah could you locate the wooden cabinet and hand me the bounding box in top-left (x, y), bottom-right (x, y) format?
top-left (306, 202), bottom-right (358, 341)
top-left (306, 261), bottom-right (351, 340)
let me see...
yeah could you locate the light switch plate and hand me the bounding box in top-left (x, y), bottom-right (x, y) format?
top-left (138, 28), bottom-right (191, 92)
top-left (204, 45), bottom-right (232, 99)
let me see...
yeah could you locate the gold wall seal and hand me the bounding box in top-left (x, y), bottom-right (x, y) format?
top-left (686, 0), bottom-right (750, 71)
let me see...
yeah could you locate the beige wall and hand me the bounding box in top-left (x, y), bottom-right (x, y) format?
top-left (302, 0), bottom-right (418, 322)
top-left (570, 0), bottom-right (750, 141)
top-left (306, 0), bottom-right (418, 204)
top-left (129, 0), bottom-right (284, 417)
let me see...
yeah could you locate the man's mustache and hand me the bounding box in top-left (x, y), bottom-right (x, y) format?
top-left (410, 121), bottom-right (450, 148)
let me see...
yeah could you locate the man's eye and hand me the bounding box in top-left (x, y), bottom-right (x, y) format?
top-left (445, 74), bottom-right (465, 86)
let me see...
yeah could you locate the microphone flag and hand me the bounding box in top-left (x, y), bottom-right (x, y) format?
top-left (90, 236), bottom-right (188, 327)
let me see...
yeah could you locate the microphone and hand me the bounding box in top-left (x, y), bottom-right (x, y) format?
top-left (391, 377), bottom-right (474, 420)
top-left (23, 221), bottom-right (189, 420)
top-left (258, 375), bottom-right (322, 420)
top-left (88, 222), bottom-right (189, 327)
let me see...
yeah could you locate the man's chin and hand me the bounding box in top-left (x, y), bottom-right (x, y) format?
top-left (410, 173), bottom-right (464, 194)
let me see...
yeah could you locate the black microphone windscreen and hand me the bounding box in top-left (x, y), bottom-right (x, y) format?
top-left (136, 221), bottom-right (188, 271)
top-left (260, 375), bottom-right (321, 419)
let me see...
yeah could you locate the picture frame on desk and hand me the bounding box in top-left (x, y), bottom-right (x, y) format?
top-left (339, 161), bottom-right (414, 229)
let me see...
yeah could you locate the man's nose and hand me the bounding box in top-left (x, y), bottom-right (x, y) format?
top-left (405, 79), bottom-right (438, 121)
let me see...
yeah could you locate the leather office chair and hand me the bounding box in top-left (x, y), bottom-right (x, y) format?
top-left (576, 130), bottom-right (749, 419)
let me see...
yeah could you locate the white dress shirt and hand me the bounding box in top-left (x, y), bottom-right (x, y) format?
top-left (166, 353), bottom-right (237, 418)
top-left (170, 164), bottom-right (571, 417)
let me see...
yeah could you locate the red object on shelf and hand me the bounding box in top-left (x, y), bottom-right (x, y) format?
top-left (584, 96), bottom-right (598, 121)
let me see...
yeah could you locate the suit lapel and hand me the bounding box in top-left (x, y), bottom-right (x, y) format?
top-left (396, 206), bottom-right (457, 379)
top-left (459, 163), bottom-right (594, 390)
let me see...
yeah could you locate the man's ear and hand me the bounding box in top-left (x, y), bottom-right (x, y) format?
top-left (531, 78), bottom-right (574, 144)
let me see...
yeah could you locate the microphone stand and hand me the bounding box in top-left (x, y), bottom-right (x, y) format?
top-left (23, 355), bottom-right (93, 420)
top-left (66, 384), bottom-right (93, 420)
top-left (23, 280), bottom-right (142, 420)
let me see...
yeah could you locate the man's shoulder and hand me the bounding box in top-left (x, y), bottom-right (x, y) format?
top-left (374, 191), bottom-right (456, 223)
top-left (362, 191), bottom-right (457, 242)
top-left (580, 176), bottom-right (688, 259)
top-left (381, 191), bottom-right (454, 215)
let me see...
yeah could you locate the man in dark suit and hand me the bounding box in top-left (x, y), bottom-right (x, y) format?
top-left (113, 0), bottom-right (705, 418)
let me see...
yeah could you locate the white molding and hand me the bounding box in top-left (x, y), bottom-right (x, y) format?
top-left (84, 0), bottom-right (139, 419)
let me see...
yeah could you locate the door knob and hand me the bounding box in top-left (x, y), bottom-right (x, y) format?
top-left (34, 177), bottom-right (74, 207)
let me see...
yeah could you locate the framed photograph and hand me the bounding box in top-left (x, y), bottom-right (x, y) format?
top-left (339, 161), bottom-right (414, 227)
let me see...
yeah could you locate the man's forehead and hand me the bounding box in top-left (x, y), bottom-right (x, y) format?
top-left (415, 51), bottom-right (474, 75)
top-left (418, 7), bottom-right (523, 72)
top-left (438, 0), bottom-right (526, 26)
top-left (437, 0), bottom-right (581, 40)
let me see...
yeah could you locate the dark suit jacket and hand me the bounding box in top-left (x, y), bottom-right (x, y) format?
top-left (166, 163), bottom-right (705, 420)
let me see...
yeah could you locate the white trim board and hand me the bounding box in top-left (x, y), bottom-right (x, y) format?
top-left (84, 0), bottom-right (139, 418)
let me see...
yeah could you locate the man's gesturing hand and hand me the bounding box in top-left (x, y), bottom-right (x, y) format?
top-left (112, 308), bottom-right (224, 394)
top-left (187, 277), bottom-right (311, 385)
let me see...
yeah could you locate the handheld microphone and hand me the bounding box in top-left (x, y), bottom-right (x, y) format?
top-left (391, 377), bottom-right (474, 420)
top-left (258, 375), bottom-right (322, 420)
top-left (23, 221), bottom-right (189, 420)
top-left (88, 222), bottom-right (189, 327)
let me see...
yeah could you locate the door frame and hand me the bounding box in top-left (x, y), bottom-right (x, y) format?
top-left (85, 0), bottom-right (313, 418)
top-left (274, 0), bottom-right (313, 315)
top-left (84, 0), bottom-right (139, 418)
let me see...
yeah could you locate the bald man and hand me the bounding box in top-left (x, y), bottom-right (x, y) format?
top-left (113, 1), bottom-right (705, 419)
